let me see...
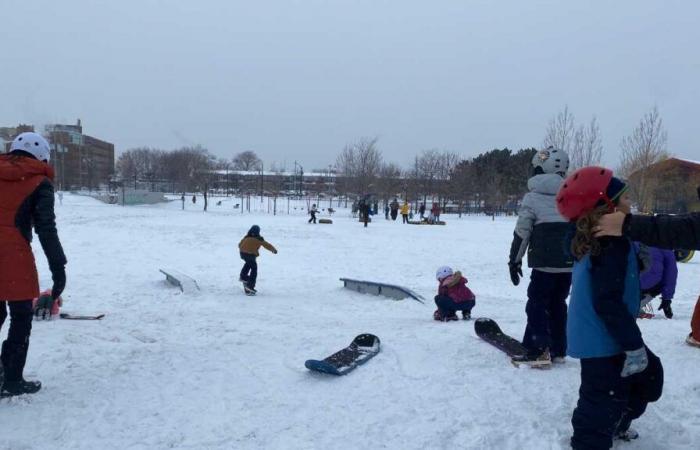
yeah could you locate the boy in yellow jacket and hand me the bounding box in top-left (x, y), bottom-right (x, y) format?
top-left (238, 225), bottom-right (277, 295)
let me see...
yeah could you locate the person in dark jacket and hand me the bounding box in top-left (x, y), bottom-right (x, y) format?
top-left (0, 132), bottom-right (67, 397)
top-left (238, 225), bottom-right (277, 295)
top-left (635, 243), bottom-right (677, 318)
top-left (594, 185), bottom-right (700, 347)
top-left (419, 203), bottom-right (426, 220)
top-left (359, 197), bottom-right (371, 228)
top-left (557, 167), bottom-right (663, 449)
top-left (308, 204), bottom-right (318, 224)
top-left (389, 198), bottom-right (399, 221)
top-left (509, 147), bottom-right (573, 366)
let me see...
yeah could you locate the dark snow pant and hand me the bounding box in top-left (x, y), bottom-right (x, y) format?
top-left (0, 300), bottom-right (34, 383)
top-left (571, 347), bottom-right (663, 450)
top-left (402, 214), bottom-right (408, 223)
top-left (239, 253), bottom-right (258, 289)
top-left (434, 295), bottom-right (475, 316)
top-left (308, 212), bottom-right (317, 224)
top-left (641, 281), bottom-right (664, 302)
top-left (522, 270), bottom-right (571, 358)
top-left (391, 211), bottom-right (398, 221)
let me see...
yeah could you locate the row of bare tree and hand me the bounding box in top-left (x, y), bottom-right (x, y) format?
top-left (115, 105), bottom-right (671, 212)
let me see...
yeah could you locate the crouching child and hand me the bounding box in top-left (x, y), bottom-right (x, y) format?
top-left (433, 266), bottom-right (476, 321)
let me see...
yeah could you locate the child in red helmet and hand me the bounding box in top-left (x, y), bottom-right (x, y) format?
top-left (557, 167), bottom-right (663, 449)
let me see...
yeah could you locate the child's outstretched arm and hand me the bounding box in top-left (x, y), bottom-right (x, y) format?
top-left (590, 238), bottom-right (643, 352)
top-left (262, 241), bottom-right (278, 254)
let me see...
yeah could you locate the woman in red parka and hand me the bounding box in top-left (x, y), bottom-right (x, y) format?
top-left (0, 132), bottom-right (67, 397)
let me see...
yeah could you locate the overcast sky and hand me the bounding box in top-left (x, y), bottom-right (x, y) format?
top-left (1, 0), bottom-right (697, 170)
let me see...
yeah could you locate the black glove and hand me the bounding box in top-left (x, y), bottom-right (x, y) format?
top-left (658, 299), bottom-right (673, 319)
top-left (51, 266), bottom-right (66, 300)
top-left (508, 261), bottom-right (523, 286)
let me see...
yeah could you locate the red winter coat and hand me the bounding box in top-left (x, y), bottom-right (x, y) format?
top-left (438, 272), bottom-right (475, 304)
top-left (0, 155), bottom-right (65, 301)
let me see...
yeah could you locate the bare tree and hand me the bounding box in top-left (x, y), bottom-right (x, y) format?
top-left (618, 106), bottom-right (669, 212)
top-left (232, 150), bottom-right (262, 171)
top-left (570, 117), bottom-right (603, 169)
top-left (335, 137), bottom-right (383, 196)
top-left (543, 105), bottom-right (576, 153)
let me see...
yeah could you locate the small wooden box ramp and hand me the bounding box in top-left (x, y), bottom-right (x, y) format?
top-left (159, 269), bottom-right (200, 293)
top-left (340, 278), bottom-right (424, 303)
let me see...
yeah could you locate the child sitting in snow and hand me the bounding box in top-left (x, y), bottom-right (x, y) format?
top-left (433, 266), bottom-right (476, 321)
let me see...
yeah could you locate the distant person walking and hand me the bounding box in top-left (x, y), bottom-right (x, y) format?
top-left (401, 201), bottom-right (410, 224)
top-left (308, 204), bottom-right (318, 224)
top-left (390, 198), bottom-right (399, 221)
top-left (192, 195), bottom-right (196, 204)
top-left (419, 203), bottom-right (426, 220)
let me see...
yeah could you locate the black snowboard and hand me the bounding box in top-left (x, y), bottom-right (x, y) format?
top-left (474, 318), bottom-right (526, 358)
top-left (305, 334), bottom-right (380, 376)
top-left (60, 313), bottom-right (105, 320)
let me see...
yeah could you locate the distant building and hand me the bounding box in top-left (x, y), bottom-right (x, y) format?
top-left (45, 120), bottom-right (115, 190)
top-left (630, 157), bottom-right (700, 213)
top-left (2, 120), bottom-right (115, 190)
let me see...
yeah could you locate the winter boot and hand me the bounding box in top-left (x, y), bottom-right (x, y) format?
top-left (433, 310), bottom-right (458, 322)
top-left (511, 349), bottom-right (552, 368)
top-left (614, 428), bottom-right (639, 442)
top-left (0, 341), bottom-right (41, 397)
top-left (687, 334), bottom-right (700, 348)
top-left (461, 311), bottom-right (471, 321)
top-left (638, 303), bottom-right (654, 319)
top-left (1, 379), bottom-right (41, 397)
top-left (551, 356), bottom-right (566, 364)
top-left (244, 285), bottom-right (257, 296)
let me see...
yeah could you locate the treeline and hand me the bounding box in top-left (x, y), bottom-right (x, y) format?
top-left (116, 141), bottom-right (539, 211)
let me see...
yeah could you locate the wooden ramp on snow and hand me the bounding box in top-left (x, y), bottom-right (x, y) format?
top-left (340, 278), bottom-right (425, 303)
top-left (159, 269), bottom-right (200, 293)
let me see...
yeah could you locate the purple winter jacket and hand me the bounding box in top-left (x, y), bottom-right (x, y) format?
top-left (638, 244), bottom-right (678, 300)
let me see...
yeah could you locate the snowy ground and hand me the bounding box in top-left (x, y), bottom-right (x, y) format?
top-left (2, 194), bottom-right (699, 450)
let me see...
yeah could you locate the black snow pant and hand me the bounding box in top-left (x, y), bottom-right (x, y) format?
top-left (571, 347), bottom-right (663, 449)
top-left (434, 295), bottom-right (475, 316)
top-left (308, 212), bottom-right (317, 224)
top-left (402, 214), bottom-right (409, 223)
top-left (0, 300), bottom-right (34, 383)
top-left (391, 210), bottom-right (398, 221)
top-left (641, 281), bottom-right (664, 301)
top-left (239, 253), bottom-right (258, 289)
top-left (522, 270), bottom-right (571, 358)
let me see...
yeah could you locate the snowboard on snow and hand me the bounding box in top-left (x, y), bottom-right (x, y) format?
top-left (474, 318), bottom-right (527, 358)
top-left (60, 313), bottom-right (105, 320)
top-left (305, 334), bottom-right (380, 376)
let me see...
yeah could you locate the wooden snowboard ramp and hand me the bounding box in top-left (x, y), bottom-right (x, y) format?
top-left (159, 268), bottom-right (200, 293)
top-left (339, 278), bottom-right (425, 303)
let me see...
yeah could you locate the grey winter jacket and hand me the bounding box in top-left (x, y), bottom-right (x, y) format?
top-left (510, 174), bottom-right (573, 272)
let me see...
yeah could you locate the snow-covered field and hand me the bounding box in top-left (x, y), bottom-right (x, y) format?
top-left (2, 194), bottom-right (699, 450)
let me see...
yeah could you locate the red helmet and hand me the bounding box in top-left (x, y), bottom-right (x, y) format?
top-left (556, 166), bottom-right (614, 221)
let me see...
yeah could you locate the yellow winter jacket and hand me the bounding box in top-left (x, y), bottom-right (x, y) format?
top-left (239, 236), bottom-right (277, 256)
top-left (400, 204), bottom-right (410, 215)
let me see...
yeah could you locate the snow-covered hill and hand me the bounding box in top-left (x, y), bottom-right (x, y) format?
top-left (2, 194), bottom-right (698, 449)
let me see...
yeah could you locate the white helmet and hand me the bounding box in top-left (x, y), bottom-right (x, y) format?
top-left (436, 266), bottom-right (454, 281)
top-left (10, 132), bottom-right (51, 162)
top-left (532, 146), bottom-right (568, 176)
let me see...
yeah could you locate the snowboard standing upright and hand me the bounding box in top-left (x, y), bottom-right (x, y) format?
top-left (474, 318), bottom-right (527, 358)
top-left (305, 334), bottom-right (380, 375)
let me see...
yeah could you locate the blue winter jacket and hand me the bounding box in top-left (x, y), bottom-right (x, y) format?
top-left (567, 237), bottom-right (644, 359)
